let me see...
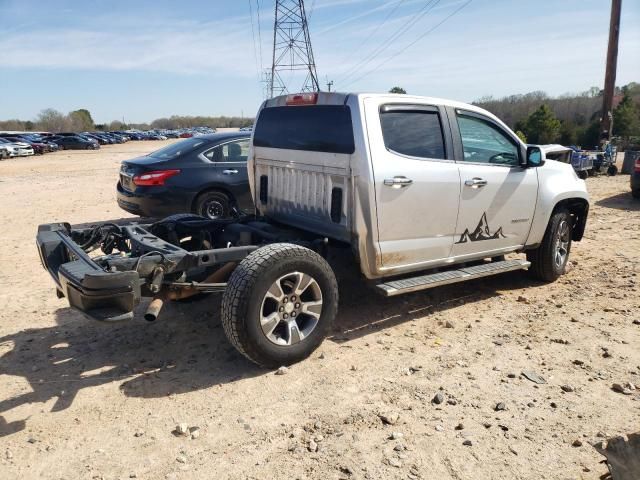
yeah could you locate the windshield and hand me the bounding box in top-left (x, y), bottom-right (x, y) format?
top-left (148, 138), bottom-right (207, 159)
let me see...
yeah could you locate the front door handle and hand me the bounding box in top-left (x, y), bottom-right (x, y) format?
top-left (223, 169), bottom-right (239, 175)
top-left (464, 177), bottom-right (487, 188)
top-left (384, 176), bottom-right (413, 188)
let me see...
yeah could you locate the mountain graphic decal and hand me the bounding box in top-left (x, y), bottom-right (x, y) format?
top-left (456, 213), bottom-right (506, 244)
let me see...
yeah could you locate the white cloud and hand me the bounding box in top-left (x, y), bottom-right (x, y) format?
top-left (0, 17), bottom-right (259, 77)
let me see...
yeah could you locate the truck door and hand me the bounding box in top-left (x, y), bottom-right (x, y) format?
top-left (365, 100), bottom-right (460, 270)
top-left (450, 109), bottom-right (538, 259)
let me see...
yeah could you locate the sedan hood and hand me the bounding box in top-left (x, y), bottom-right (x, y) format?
top-left (3, 142), bottom-right (30, 148)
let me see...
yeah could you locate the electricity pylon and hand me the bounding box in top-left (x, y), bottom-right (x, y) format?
top-left (269, 0), bottom-right (320, 98)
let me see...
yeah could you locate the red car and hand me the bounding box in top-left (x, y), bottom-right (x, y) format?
top-left (179, 132), bottom-right (193, 138)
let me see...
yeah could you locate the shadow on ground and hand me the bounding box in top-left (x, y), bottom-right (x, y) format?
top-left (331, 265), bottom-right (535, 342)
top-left (0, 264), bottom-right (535, 437)
top-left (595, 191), bottom-right (640, 211)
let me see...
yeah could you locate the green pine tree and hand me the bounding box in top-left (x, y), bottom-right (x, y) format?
top-left (613, 91), bottom-right (640, 139)
top-left (524, 104), bottom-right (561, 144)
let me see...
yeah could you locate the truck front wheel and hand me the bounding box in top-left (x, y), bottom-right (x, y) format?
top-left (526, 209), bottom-right (573, 282)
top-left (221, 243), bottom-right (338, 368)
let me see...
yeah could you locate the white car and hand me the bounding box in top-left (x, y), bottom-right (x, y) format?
top-left (0, 138), bottom-right (35, 157)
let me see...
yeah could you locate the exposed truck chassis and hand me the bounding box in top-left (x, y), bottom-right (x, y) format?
top-left (37, 205), bottom-right (584, 368)
top-left (37, 214), bottom-right (326, 323)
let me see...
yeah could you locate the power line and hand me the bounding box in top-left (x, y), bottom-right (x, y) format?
top-left (317, 0), bottom-right (401, 36)
top-left (336, 0), bottom-right (440, 84)
top-left (248, 0), bottom-right (261, 80)
top-left (342, 0), bottom-right (474, 88)
top-left (335, 0), bottom-right (441, 85)
top-left (255, 0), bottom-right (264, 70)
top-left (337, 0), bottom-right (408, 71)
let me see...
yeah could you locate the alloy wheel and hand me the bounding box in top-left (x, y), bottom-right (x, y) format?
top-left (259, 271), bottom-right (323, 346)
top-left (554, 220), bottom-right (570, 269)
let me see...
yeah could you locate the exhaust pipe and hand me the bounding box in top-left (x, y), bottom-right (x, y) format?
top-left (144, 298), bottom-right (164, 322)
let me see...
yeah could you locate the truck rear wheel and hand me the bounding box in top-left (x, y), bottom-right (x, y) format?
top-left (221, 243), bottom-right (338, 368)
top-left (526, 209), bottom-right (572, 282)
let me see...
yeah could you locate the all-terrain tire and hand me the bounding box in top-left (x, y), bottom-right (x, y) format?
top-left (221, 243), bottom-right (338, 368)
top-left (526, 209), bottom-right (572, 282)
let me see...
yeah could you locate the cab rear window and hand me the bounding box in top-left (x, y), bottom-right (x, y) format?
top-left (253, 105), bottom-right (355, 154)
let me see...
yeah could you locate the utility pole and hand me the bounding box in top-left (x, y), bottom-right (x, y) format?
top-left (600, 0), bottom-right (622, 143)
top-left (326, 80), bottom-right (334, 92)
top-left (269, 0), bottom-right (320, 98)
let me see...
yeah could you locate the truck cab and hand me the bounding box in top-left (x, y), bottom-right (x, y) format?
top-left (250, 92), bottom-right (589, 280)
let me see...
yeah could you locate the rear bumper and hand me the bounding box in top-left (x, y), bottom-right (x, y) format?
top-left (116, 182), bottom-right (192, 217)
top-left (37, 224), bottom-right (141, 321)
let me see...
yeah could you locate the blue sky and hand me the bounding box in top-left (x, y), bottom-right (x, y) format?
top-left (0, 0), bottom-right (638, 123)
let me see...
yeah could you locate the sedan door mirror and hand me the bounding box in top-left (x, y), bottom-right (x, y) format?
top-left (526, 146), bottom-right (544, 167)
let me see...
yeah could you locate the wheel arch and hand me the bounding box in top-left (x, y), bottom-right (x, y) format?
top-left (526, 192), bottom-right (590, 247)
top-left (552, 197), bottom-right (589, 241)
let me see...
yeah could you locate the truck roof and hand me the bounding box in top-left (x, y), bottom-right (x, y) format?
top-left (262, 92), bottom-right (505, 127)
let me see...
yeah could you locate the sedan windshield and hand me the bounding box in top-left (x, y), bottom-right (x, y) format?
top-left (148, 138), bottom-right (207, 159)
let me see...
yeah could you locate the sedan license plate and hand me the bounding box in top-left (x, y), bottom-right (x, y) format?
top-left (120, 173), bottom-right (134, 192)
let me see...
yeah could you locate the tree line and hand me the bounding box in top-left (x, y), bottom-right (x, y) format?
top-left (2, 83), bottom-right (639, 146)
top-left (0, 110), bottom-right (254, 133)
top-left (474, 82), bottom-right (640, 148)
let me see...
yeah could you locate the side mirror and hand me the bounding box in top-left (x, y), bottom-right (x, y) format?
top-left (526, 146), bottom-right (543, 167)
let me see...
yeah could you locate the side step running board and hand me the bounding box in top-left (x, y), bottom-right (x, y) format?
top-left (376, 259), bottom-right (531, 297)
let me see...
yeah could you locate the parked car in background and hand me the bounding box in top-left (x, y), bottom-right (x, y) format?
top-left (48, 135), bottom-right (100, 150)
top-left (117, 132), bottom-right (253, 219)
top-left (0, 145), bottom-right (9, 160)
top-left (631, 155), bottom-right (640, 199)
top-left (82, 133), bottom-right (108, 145)
top-left (20, 134), bottom-right (59, 152)
top-left (2, 136), bottom-right (48, 154)
top-left (0, 137), bottom-right (35, 156)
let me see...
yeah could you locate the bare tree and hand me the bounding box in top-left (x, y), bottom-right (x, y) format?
top-left (35, 109), bottom-right (71, 133)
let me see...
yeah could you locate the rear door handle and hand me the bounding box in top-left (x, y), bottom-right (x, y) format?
top-left (223, 169), bottom-right (239, 175)
top-left (384, 176), bottom-right (413, 188)
top-left (464, 177), bottom-right (487, 188)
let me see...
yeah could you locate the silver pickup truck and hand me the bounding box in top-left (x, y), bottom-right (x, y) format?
top-left (37, 92), bottom-right (589, 367)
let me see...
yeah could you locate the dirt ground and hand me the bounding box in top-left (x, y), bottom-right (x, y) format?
top-left (0, 142), bottom-right (638, 480)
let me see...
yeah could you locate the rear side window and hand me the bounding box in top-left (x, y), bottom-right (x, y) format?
top-left (203, 139), bottom-right (250, 162)
top-left (253, 105), bottom-right (355, 154)
top-left (149, 138), bottom-right (207, 159)
top-left (380, 110), bottom-right (446, 159)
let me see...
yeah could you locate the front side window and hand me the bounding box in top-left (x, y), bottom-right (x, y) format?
top-left (380, 109), bottom-right (446, 159)
top-left (203, 139), bottom-right (250, 162)
top-left (456, 114), bottom-right (520, 166)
